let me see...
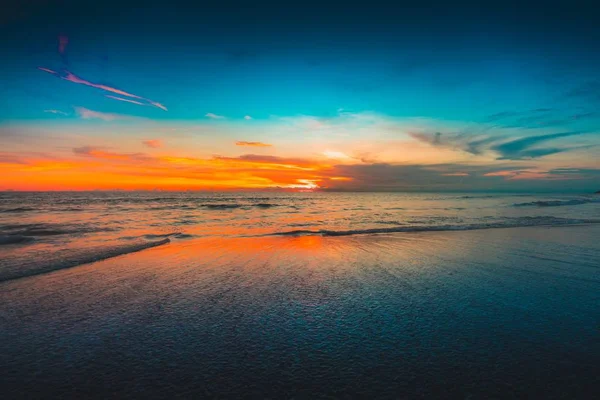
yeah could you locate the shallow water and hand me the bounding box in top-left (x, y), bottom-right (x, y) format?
top-left (1, 191), bottom-right (599, 280)
top-left (1, 225), bottom-right (599, 398)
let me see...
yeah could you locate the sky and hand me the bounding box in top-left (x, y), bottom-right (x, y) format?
top-left (1, 0), bottom-right (599, 192)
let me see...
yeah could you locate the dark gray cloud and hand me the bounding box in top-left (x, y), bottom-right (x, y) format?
top-left (409, 124), bottom-right (592, 160)
top-left (322, 163), bottom-right (600, 192)
top-left (407, 132), bottom-right (442, 146)
top-left (492, 131), bottom-right (585, 160)
top-left (463, 136), bottom-right (500, 155)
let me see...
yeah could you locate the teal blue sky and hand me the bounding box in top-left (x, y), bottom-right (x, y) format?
top-left (1, 1), bottom-right (599, 191)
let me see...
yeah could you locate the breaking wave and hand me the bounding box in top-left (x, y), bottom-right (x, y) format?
top-left (201, 203), bottom-right (278, 209)
top-left (513, 198), bottom-right (600, 207)
top-left (0, 238), bottom-right (170, 282)
top-left (265, 217), bottom-right (600, 237)
top-left (0, 223), bottom-right (111, 237)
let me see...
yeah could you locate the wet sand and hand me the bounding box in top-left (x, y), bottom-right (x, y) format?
top-left (1, 225), bottom-right (599, 398)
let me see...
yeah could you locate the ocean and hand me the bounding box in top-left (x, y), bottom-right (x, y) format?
top-left (1, 191), bottom-right (599, 282)
top-left (1, 191), bottom-right (599, 398)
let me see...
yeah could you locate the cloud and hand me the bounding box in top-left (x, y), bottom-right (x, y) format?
top-left (407, 123), bottom-right (591, 160)
top-left (4, 141), bottom-right (598, 191)
top-left (0, 153), bottom-right (27, 165)
top-left (205, 113), bottom-right (225, 119)
top-left (321, 163), bottom-right (474, 191)
top-left (235, 141), bottom-right (272, 147)
top-left (58, 35), bottom-right (68, 55)
top-left (442, 172), bottom-right (469, 176)
top-left (408, 131), bottom-right (442, 145)
top-left (214, 154), bottom-right (321, 170)
top-left (73, 146), bottom-right (147, 161)
top-left (72, 106), bottom-right (147, 122)
top-left (492, 131), bottom-right (585, 160)
top-left (105, 95), bottom-right (146, 106)
top-left (407, 129), bottom-right (499, 156)
top-left (571, 112), bottom-right (597, 120)
top-left (74, 107), bottom-right (134, 121)
top-left (143, 139), bottom-right (163, 148)
top-left (38, 67), bottom-right (167, 111)
top-left (320, 162), bottom-right (597, 191)
top-left (244, 115), bottom-right (252, 120)
top-left (44, 109), bottom-right (68, 116)
top-left (323, 150), bottom-right (350, 159)
top-left (482, 168), bottom-right (600, 181)
top-left (58, 35), bottom-right (69, 65)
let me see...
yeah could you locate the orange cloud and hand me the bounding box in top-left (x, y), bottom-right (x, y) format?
top-left (0, 148), bottom-right (345, 191)
top-left (143, 139), bottom-right (163, 148)
top-left (235, 141), bottom-right (272, 147)
top-left (38, 67), bottom-right (167, 111)
top-left (214, 154), bottom-right (327, 170)
top-left (73, 146), bottom-right (147, 161)
top-left (483, 169), bottom-right (569, 180)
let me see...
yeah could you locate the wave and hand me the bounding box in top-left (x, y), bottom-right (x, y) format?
top-left (118, 232), bottom-right (185, 240)
top-left (0, 238), bottom-right (170, 282)
top-left (255, 203), bottom-right (277, 208)
top-left (203, 204), bottom-right (242, 209)
top-left (0, 223), bottom-right (111, 237)
top-left (143, 232), bottom-right (182, 239)
top-left (265, 217), bottom-right (600, 237)
top-left (0, 235), bottom-right (35, 245)
top-left (0, 207), bottom-right (36, 213)
top-left (513, 198), bottom-right (600, 207)
top-left (459, 195), bottom-right (497, 199)
top-left (201, 203), bottom-right (278, 210)
top-left (172, 233), bottom-right (197, 239)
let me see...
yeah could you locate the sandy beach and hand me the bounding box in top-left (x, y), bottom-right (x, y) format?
top-left (2, 225), bottom-right (599, 398)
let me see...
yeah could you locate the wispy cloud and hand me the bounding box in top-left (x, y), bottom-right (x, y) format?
top-left (406, 124), bottom-right (590, 160)
top-left (244, 115), bottom-right (252, 120)
top-left (143, 139), bottom-right (163, 148)
top-left (73, 146), bottom-right (148, 161)
top-left (235, 141), bottom-right (272, 147)
top-left (58, 34), bottom-right (69, 65)
top-left (482, 168), bottom-right (589, 181)
top-left (492, 131), bottom-right (585, 160)
top-left (323, 150), bottom-right (350, 159)
top-left (105, 95), bottom-right (146, 106)
top-left (44, 109), bottom-right (68, 116)
top-left (214, 154), bottom-right (320, 170)
top-left (408, 132), bottom-right (442, 145)
top-left (74, 107), bottom-right (134, 121)
top-left (205, 113), bottom-right (225, 119)
top-left (38, 67), bottom-right (167, 111)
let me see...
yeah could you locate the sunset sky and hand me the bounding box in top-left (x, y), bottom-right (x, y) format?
top-left (1, 1), bottom-right (599, 191)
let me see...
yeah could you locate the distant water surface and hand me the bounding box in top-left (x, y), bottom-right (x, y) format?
top-left (1, 191), bottom-right (599, 281)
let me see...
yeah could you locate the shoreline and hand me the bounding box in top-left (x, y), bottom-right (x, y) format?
top-left (2, 224), bottom-right (599, 398)
top-left (2, 223), bottom-right (600, 284)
